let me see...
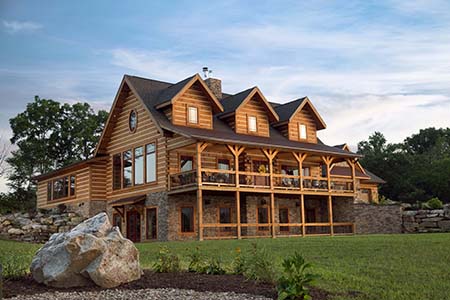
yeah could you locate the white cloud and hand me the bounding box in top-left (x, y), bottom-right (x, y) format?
top-left (2, 20), bottom-right (43, 34)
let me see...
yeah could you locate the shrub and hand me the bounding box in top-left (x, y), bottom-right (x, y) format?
top-left (1, 254), bottom-right (31, 280)
top-left (187, 247), bottom-right (226, 274)
top-left (153, 247), bottom-right (180, 273)
top-left (422, 197), bottom-right (443, 210)
top-left (187, 247), bottom-right (205, 273)
top-left (242, 242), bottom-right (277, 283)
top-left (277, 252), bottom-right (318, 300)
top-left (204, 256), bottom-right (226, 275)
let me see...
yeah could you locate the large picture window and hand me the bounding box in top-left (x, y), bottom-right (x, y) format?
top-left (46, 174), bottom-right (76, 201)
top-left (180, 206), bottom-right (194, 233)
top-left (146, 143), bottom-right (156, 183)
top-left (123, 150), bottom-right (132, 188)
top-left (134, 147), bottom-right (144, 185)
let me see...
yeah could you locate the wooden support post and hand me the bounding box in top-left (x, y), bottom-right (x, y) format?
top-left (300, 194), bottom-right (305, 237)
top-left (262, 149), bottom-right (278, 238)
top-left (293, 152), bottom-right (307, 191)
top-left (196, 142), bottom-right (208, 241)
top-left (236, 191), bottom-right (241, 239)
top-left (227, 144), bottom-right (245, 239)
top-left (321, 156), bottom-right (333, 192)
top-left (347, 158), bottom-right (357, 193)
top-left (328, 195), bottom-right (334, 236)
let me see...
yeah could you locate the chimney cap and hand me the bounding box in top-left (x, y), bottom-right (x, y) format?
top-left (202, 66), bottom-right (212, 78)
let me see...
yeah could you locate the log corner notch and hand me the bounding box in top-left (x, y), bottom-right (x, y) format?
top-left (196, 141), bottom-right (209, 241)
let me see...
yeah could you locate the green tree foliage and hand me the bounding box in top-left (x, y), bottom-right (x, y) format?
top-left (3, 96), bottom-right (108, 211)
top-left (358, 128), bottom-right (450, 203)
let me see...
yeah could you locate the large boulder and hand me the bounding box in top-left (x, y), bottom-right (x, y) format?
top-left (30, 212), bottom-right (141, 288)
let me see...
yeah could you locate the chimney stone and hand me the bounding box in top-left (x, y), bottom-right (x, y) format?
top-left (204, 78), bottom-right (222, 100)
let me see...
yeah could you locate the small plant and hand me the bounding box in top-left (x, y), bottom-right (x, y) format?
top-left (277, 252), bottom-right (318, 300)
top-left (205, 256), bottom-right (226, 275)
top-left (1, 254), bottom-right (31, 280)
top-left (187, 247), bottom-right (205, 273)
top-left (232, 247), bottom-right (245, 275)
top-left (242, 242), bottom-right (277, 283)
top-left (153, 246), bottom-right (180, 273)
top-left (422, 197), bottom-right (443, 210)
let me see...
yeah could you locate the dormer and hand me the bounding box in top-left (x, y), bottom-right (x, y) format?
top-left (273, 97), bottom-right (326, 143)
top-left (154, 74), bottom-right (223, 130)
top-left (219, 87), bottom-right (279, 137)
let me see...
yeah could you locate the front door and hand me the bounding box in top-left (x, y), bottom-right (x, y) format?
top-left (146, 208), bottom-right (157, 240)
top-left (126, 210), bottom-right (141, 242)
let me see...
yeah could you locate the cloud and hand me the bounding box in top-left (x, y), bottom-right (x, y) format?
top-left (2, 20), bottom-right (43, 34)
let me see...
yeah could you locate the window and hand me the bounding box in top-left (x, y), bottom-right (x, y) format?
top-left (257, 206), bottom-right (269, 231)
top-left (70, 175), bottom-right (76, 196)
top-left (248, 116), bottom-right (257, 132)
top-left (299, 124), bottom-right (307, 139)
top-left (281, 165), bottom-right (298, 176)
top-left (113, 153), bottom-right (122, 190)
top-left (302, 167), bottom-right (310, 177)
top-left (123, 150), bottom-right (132, 188)
top-left (321, 164), bottom-right (327, 177)
top-left (188, 106), bottom-right (198, 124)
top-left (129, 109), bottom-right (137, 132)
top-left (218, 159), bottom-right (230, 170)
top-left (47, 182), bottom-right (52, 201)
top-left (113, 214), bottom-right (122, 231)
top-left (279, 208), bottom-right (289, 232)
top-left (180, 206), bottom-right (194, 233)
top-left (47, 174), bottom-right (75, 201)
top-left (219, 207), bottom-right (232, 232)
top-left (146, 208), bottom-right (157, 239)
top-left (146, 143), bottom-right (156, 183)
top-left (180, 155), bottom-right (193, 172)
top-left (134, 147), bottom-right (144, 185)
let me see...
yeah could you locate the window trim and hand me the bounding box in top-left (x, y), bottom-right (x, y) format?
top-left (179, 205), bottom-right (195, 234)
top-left (299, 123), bottom-right (307, 140)
top-left (128, 109), bottom-right (138, 133)
top-left (187, 105), bottom-right (199, 125)
top-left (134, 146), bottom-right (144, 186)
top-left (247, 115), bottom-right (258, 133)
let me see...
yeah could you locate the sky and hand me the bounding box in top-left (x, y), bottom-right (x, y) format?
top-left (1, 0), bottom-right (450, 192)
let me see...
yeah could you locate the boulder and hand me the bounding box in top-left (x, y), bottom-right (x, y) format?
top-left (30, 212), bottom-right (141, 288)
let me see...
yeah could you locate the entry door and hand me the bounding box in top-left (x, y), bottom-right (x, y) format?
top-left (127, 210), bottom-right (141, 242)
top-left (146, 208), bottom-right (157, 240)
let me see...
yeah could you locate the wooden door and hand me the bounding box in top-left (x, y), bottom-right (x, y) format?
top-left (126, 210), bottom-right (141, 242)
top-left (146, 208), bottom-right (157, 240)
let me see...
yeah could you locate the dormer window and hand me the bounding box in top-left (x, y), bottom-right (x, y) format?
top-left (248, 116), bottom-right (257, 132)
top-left (299, 124), bottom-right (307, 140)
top-left (188, 106), bottom-right (198, 124)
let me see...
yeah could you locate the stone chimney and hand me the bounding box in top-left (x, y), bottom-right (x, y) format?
top-left (204, 78), bottom-right (222, 100)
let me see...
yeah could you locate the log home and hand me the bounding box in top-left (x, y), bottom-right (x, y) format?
top-left (35, 72), bottom-right (384, 242)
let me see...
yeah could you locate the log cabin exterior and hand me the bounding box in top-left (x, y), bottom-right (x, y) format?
top-left (35, 73), bottom-right (384, 242)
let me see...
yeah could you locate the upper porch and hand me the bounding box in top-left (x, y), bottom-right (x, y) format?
top-left (168, 141), bottom-right (359, 195)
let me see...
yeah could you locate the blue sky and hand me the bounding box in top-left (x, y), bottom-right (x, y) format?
top-left (1, 0), bottom-right (450, 191)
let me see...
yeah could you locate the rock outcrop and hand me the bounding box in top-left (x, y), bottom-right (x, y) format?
top-left (30, 212), bottom-right (141, 288)
top-left (402, 205), bottom-right (450, 233)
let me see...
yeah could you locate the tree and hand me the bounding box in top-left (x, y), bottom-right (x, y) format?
top-left (6, 96), bottom-right (108, 210)
top-left (0, 135), bottom-right (10, 176)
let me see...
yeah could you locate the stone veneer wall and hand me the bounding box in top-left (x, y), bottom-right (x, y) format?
top-left (0, 210), bottom-right (85, 243)
top-left (353, 204), bottom-right (403, 234)
top-left (402, 206), bottom-right (450, 233)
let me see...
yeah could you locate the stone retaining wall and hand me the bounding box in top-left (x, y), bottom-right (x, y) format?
top-left (402, 206), bottom-right (450, 233)
top-left (0, 210), bottom-right (86, 243)
top-left (353, 204), bottom-right (403, 234)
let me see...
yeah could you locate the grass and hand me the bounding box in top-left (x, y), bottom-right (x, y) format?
top-left (1, 234), bottom-right (450, 299)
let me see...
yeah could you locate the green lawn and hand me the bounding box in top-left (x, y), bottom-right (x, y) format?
top-left (2, 234), bottom-right (450, 300)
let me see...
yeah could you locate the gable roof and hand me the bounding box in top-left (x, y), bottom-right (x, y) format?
top-left (94, 73), bottom-right (362, 159)
top-left (273, 97), bottom-right (326, 130)
top-left (219, 87), bottom-right (279, 122)
top-left (363, 170), bottom-right (386, 184)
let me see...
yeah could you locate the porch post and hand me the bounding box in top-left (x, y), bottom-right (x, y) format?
top-left (227, 145), bottom-right (245, 239)
top-left (301, 194), bottom-right (306, 236)
top-left (196, 142), bottom-right (208, 241)
top-left (347, 158), bottom-right (357, 193)
top-left (328, 195), bottom-right (334, 236)
top-left (321, 156), bottom-right (333, 192)
top-left (262, 149), bottom-right (279, 238)
top-left (293, 152), bottom-right (307, 191)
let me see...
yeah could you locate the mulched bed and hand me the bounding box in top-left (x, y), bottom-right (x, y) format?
top-left (3, 270), bottom-right (332, 299)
